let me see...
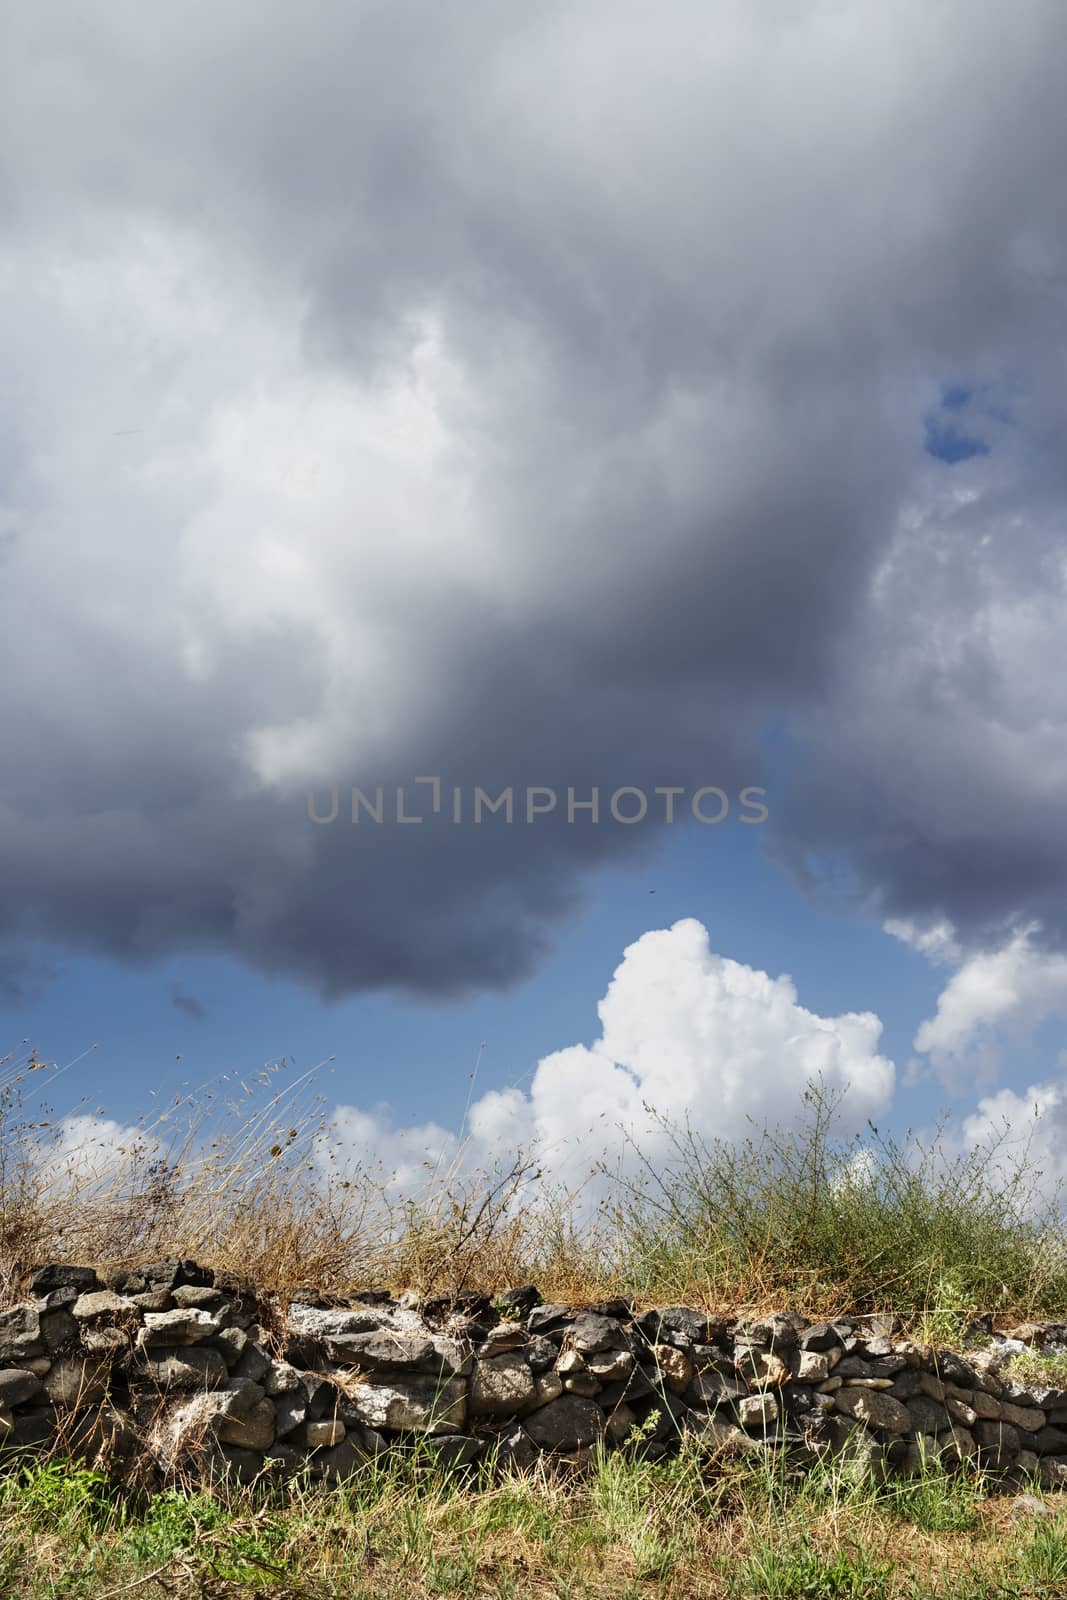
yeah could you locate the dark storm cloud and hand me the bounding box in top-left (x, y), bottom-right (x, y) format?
top-left (2, 0), bottom-right (1067, 1000)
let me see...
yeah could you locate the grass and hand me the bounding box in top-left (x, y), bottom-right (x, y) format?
top-left (1, 1448), bottom-right (1066, 1598)
top-left (4, 1046), bottom-right (1067, 1595)
top-left (3, 1047), bottom-right (1066, 1329)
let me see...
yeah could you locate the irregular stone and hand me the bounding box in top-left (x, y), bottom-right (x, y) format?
top-left (495, 1423), bottom-right (537, 1471)
top-left (233, 1343), bottom-right (272, 1384)
top-left (794, 1350), bottom-right (831, 1383)
top-left (653, 1346), bottom-right (694, 1395)
top-left (556, 1349), bottom-right (586, 1376)
top-left (325, 1330), bottom-right (435, 1370)
top-left (1035, 1427), bottom-right (1067, 1455)
top-left (170, 1286), bottom-right (227, 1309)
top-left (797, 1323), bottom-right (839, 1352)
top-left (636, 1307), bottom-right (709, 1346)
top-left (140, 1308), bottom-right (222, 1346)
top-left (735, 1347), bottom-right (789, 1388)
top-left (569, 1314), bottom-right (624, 1354)
top-left (83, 1328), bottom-right (130, 1356)
top-left (974, 1419), bottom-right (1021, 1457)
top-left (215, 1326), bottom-right (248, 1367)
top-left (907, 1396), bottom-right (949, 1435)
top-left (0, 1368), bottom-right (42, 1406)
top-left (9, 1407), bottom-right (54, 1446)
top-left (687, 1370), bottom-right (746, 1407)
top-left (738, 1394), bottom-right (779, 1428)
top-left (1001, 1402), bottom-right (1046, 1433)
top-left (747, 1315), bottom-right (798, 1351)
top-left (835, 1388), bottom-right (911, 1434)
top-left (533, 1370), bottom-right (563, 1406)
top-left (946, 1395), bottom-right (978, 1427)
top-left (306, 1419), bottom-right (345, 1448)
top-left (43, 1355), bottom-right (109, 1408)
top-left (605, 1403), bottom-right (637, 1444)
top-left (144, 1346), bottom-right (228, 1390)
top-left (274, 1391), bottom-right (309, 1438)
top-left (470, 1352), bottom-right (537, 1416)
top-left (1039, 1456), bottom-right (1067, 1489)
top-left (40, 1309), bottom-right (79, 1352)
top-left (428, 1434), bottom-right (483, 1467)
top-left (73, 1290), bottom-right (133, 1321)
top-left (340, 1375), bottom-right (467, 1435)
top-left (525, 1336), bottom-right (558, 1372)
top-left (1009, 1494), bottom-right (1056, 1521)
top-left (477, 1325), bottom-right (527, 1356)
top-left (28, 1265), bottom-right (99, 1297)
top-left (129, 1290), bottom-right (173, 1312)
top-left (563, 1372), bottom-right (601, 1397)
top-left (264, 1361), bottom-right (301, 1396)
top-left (1, 1308), bottom-right (43, 1365)
top-left (218, 1399), bottom-right (275, 1450)
top-left (525, 1305), bottom-right (572, 1336)
top-left (524, 1395), bottom-right (605, 1450)
top-left (586, 1348), bottom-right (634, 1382)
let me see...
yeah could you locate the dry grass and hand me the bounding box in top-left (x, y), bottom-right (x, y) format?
top-left (0, 1043), bottom-right (616, 1311)
top-left (3, 1045), bottom-right (1067, 1331)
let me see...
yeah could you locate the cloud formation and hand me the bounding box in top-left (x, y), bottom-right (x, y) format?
top-left (3, 2), bottom-right (1067, 998)
top-left (324, 919), bottom-right (896, 1189)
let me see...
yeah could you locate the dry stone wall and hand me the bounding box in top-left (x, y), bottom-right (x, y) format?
top-left (2, 1260), bottom-right (1066, 1490)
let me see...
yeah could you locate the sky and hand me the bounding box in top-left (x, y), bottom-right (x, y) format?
top-left (3, 1), bottom-right (1067, 1200)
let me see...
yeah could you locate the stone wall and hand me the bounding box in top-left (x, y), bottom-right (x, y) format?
top-left (2, 1260), bottom-right (1066, 1490)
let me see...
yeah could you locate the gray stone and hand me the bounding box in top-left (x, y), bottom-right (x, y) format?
top-left (171, 1286), bottom-right (227, 1309)
top-left (264, 1361), bottom-right (302, 1396)
top-left (428, 1434), bottom-right (483, 1468)
top-left (306, 1419), bottom-right (345, 1448)
top-left (0, 1368), bottom-right (42, 1406)
top-left (218, 1399), bottom-right (275, 1450)
top-left (738, 1394), bottom-right (779, 1428)
top-left (1035, 1426), bottom-right (1067, 1455)
top-left (1001, 1401), bottom-right (1046, 1432)
top-left (569, 1314), bottom-right (624, 1354)
top-left (524, 1395), bottom-right (604, 1450)
top-left (587, 1347), bottom-right (634, 1382)
top-left (73, 1290), bottom-right (134, 1322)
top-left (40, 1309), bottom-right (79, 1352)
top-left (144, 1346), bottom-right (228, 1390)
top-left (340, 1375), bottom-right (467, 1435)
top-left (525, 1305), bottom-right (572, 1335)
top-left (233, 1343), bottom-right (272, 1384)
top-left (470, 1352), bottom-right (537, 1416)
top-left (1009, 1494), bottom-right (1056, 1521)
top-left (28, 1265), bottom-right (99, 1297)
top-left (325, 1330), bottom-right (435, 1369)
top-left (974, 1419), bottom-right (1021, 1457)
top-left (214, 1326), bottom-right (248, 1367)
top-left (495, 1423), bottom-right (537, 1471)
top-left (0, 1307), bottom-right (42, 1363)
top-left (835, 1388), bottom-right (911, 1434)
top-left (140, 1307), bottom-right (222, 1346)
top-left (83, 1328), bottom-right (130, 1356)
top-left (907, 1396), bottom-right (949, 1435)
top-left (43, 1355), bottom-right (109, 1408)
top-left (797, 1323), bottom-right (840, 1352)
top-left (273, 1391), bottom-right (308, 1438)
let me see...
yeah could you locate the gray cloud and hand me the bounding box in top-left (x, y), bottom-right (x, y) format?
top-left (2, 0), bottom-right (1067, 999)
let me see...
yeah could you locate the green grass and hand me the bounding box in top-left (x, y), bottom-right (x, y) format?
top-left (606, 1082), bottom-right (1067, 1322)
top-left (4, 1447), bottom-right (1067, 1600)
